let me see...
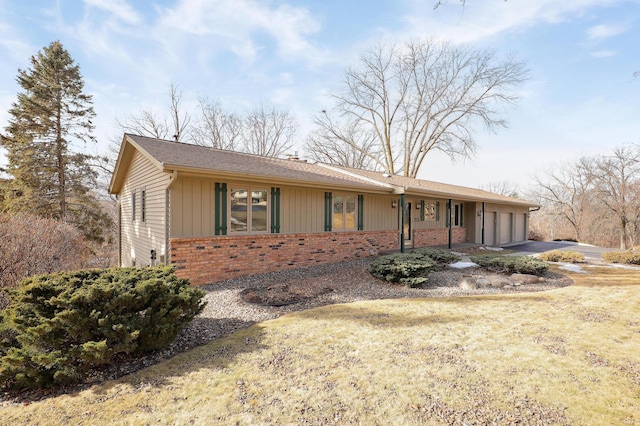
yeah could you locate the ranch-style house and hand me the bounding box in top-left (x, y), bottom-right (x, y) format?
top-left (109, 134), bottom-right (537, 285)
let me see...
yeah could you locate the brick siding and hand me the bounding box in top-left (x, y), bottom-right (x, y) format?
top-left (170, 230), bottom-right (399, 285)
top-left (413, 227), bottom-right (467, 248)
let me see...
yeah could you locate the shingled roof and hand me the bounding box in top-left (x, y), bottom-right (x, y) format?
top-left (325, 165), bottom-right (535, 207)
top-left (110, 134), bottom-right (536, 207)
top-left (110, 134), bottom-right (392, 194)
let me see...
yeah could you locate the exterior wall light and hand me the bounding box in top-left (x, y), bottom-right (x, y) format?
top-left (392, 200), bottom-right (398, 208)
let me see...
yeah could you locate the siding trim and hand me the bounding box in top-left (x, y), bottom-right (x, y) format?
top-left (357, 194), bottom-right (364, 231)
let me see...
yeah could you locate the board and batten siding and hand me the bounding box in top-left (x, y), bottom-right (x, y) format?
top-left (279, 186), bottom-right (323, 234)
top-left (170, 176), bottom-right (216, 237)
top-left (361, 194), bottom-right (397, 231)
top-left (170, 180), bottom-right (402, 236)
top-left (120, 151), bottom-right (170, 266)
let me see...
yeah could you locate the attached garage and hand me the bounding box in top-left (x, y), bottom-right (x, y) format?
top-left (499, 212), bottom-right (512, 245)
top-left (484, 211), bottom-right (496, 246)
top-left (515, 213), bottom-right (527, 242)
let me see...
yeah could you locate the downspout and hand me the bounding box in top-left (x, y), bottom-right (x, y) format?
top-left (448, 199), bottom-right (452, 249)
top-left (481, 202), bottom-right (485, 245)
top-left (400, 194), bottom-right (406, 253)
top-left (165, 170), bottom-right (178, 265)
top-left (117, 195), bottom-right (122, 267)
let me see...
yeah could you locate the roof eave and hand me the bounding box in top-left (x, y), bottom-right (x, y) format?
top-left (161, 164), bottom-right (395, 194)
top-left (402, 187), bottom-right (536, 207)
top-left (109, 134), bottom-right (169, 194)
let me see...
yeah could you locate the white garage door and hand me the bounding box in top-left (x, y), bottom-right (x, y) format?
top-left (485, 212), bottom-right (496, 245)
top-left (500, 213), bottom-right (512, 244)
top-left (515, 213), bottom-right (526, 242)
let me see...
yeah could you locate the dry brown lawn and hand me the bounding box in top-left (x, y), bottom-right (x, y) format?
top-left (2, 265), bottom-right (639, 425)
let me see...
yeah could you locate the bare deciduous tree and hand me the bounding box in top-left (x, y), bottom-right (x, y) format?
top-left (307, 39), bottom-right (528, 177)
top-left (190, 97), bottom-right (243, 150)
top-left (243, 104), bottom-right (297, 158)
top-left (481, 181), bottom-right (519, 197)
top-left (587, 145), bottom-right (640, 249)
top-left (305, 112), bottom-right (381, 169)
top-left (115, 109), bottom-right (169, 139)
top-left (531, 144), bottom-right (640, 248)
top-left (0, 214), bottom-right (88, 288)
top-left (115, 82), bottom-right (191, 142)
top-left (533, 162), bottom-right (594, 242)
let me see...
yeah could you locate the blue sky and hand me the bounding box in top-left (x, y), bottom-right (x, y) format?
top-left (1, 0), bottom-right (639, 191)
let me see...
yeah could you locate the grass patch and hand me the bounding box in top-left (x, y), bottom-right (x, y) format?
top-left (2, 267), bottom-right (639, 424)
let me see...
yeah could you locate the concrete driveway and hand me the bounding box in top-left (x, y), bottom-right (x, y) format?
top-left (504, 241), bottom-right (618, 261)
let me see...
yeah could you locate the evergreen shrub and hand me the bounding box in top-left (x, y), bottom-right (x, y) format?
top-left (0, 265), bottom-right (206, 390)
top-left (410, 248), bottom-right (461, 266)
top-left (539, 250), bottom-right (584, 263)
top-left (602, 251), bottom-right (640, 265)
top-left (470, 254), bottom-right (548, 275)
top-left (369, 252), bottom-right (438, 286)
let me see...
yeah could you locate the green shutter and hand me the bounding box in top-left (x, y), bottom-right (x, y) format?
top-left (324, 192), bottom-right (332, 232)
top-left (215, 182), bottom-right (228, 235)
top-left (446, 199), bottom-right (451, 227)
top-left (436, 201), bottom-right (440, 222)
top-left (420, 200), bottom-right (425, 221)
top-left (271, 187), bottom-right (281, 233)
top-left (357, 194), bottom-right (364, 230)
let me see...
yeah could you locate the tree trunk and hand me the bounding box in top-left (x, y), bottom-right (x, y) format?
top-left (620, 218), bottom-right (628, 250)
top-left (57, 106), bottom-right (66, 221)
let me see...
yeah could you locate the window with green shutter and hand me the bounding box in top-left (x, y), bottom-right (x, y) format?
top-left (324, 192), bottom-right (332, 231)
top-left (357, 194), bottom-right (364, 230)
top-left (270, 187), bottom-right (281, 233)
top-left (215, 182), bottom-right (228, 235)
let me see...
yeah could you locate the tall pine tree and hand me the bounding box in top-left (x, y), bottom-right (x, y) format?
top-left (0, 41), bottom-right (111, 242)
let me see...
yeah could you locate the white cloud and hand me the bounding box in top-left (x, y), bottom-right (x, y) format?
top-left (591, 49), bottom-right (616, 57)
top-left (83, 0), bottom-right (142, 24)
top-left (587, 23), bottom-right (628, 40)
top-left (401, 0), bottom-right (624, 44)
top-left (0, 21), bottom-right (34, 62)
top-left (154, 0), bottom-right (327, 64)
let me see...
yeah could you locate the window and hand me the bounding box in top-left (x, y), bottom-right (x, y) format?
top-left (425, 202), bottom-right (436, 221)
top-left (229, 188), bottom-right (268, 233)
top-left (131, 191), bottom-right (136, 222)
top-left (453, 203), bottom-right (463, 227)
top-left (141, 189), bottom-right (146, 223)
top-left (332, 194), bottom-right (356, 231)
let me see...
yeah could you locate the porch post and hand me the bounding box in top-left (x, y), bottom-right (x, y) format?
top-left (481, 202), bottom-right (485, 245)
top-left (447, 199), bottom-right (452, 249)
top-left (400, 194), bottom-right (405, 253)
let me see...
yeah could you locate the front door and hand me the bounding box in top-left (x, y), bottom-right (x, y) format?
top-left (403, 202), bottom-right (412, 241)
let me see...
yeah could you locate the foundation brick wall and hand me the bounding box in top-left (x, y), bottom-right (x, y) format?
top-left (170, 230), bottom-right (400, 285)
top-left (413, 227), bottom-right (467, 248)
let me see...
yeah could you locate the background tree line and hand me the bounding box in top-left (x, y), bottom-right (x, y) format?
top-left (530, 144), bottom-right (640, 250)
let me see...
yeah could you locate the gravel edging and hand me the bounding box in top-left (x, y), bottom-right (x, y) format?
top-left (1, 258), bottom-right (572, 404)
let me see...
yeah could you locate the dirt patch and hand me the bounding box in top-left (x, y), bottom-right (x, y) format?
top-left (240, 283), bottom-right (334, 306)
